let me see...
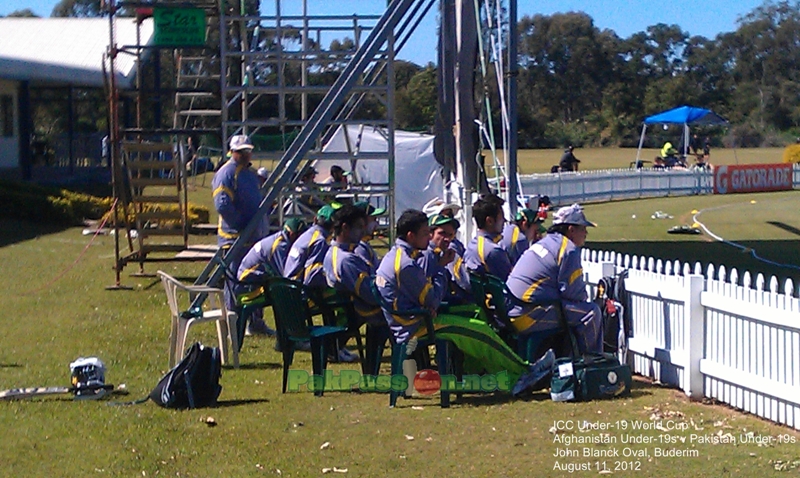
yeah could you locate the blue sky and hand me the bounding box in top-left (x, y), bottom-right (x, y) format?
top-left (2, 0), bottom-right (767, 65)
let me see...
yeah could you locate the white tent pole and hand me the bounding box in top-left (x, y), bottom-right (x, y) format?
top-left (636, 123), bottom-right (647, 162)
top-left (684, 123), bottom-right (690, 156)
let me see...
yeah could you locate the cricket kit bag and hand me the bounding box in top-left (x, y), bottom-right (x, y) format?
top-left (550, 295), bottom-right (632, 403)
top-left (149, 343), bottom-right (222, 409)
top-left (550, 353), bottom-right (632, 402)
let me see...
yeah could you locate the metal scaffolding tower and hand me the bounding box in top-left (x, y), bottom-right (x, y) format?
top-left (192, 0), bottom-right (429, 292)
top-left (105, 0), bottom-right (222, 286)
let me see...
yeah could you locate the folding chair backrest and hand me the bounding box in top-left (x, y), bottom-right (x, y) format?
top-left (269, 279), bottom-right (312, 341)
top-left (158, 271), bottom-right (183, 319)
top-left (483, 273), bottom-right (513, 328)
top-left (468, 273), bottom-right (489, 318)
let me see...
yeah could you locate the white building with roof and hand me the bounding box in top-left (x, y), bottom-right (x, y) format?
top-left (0, 17), bottom-right (152, 175)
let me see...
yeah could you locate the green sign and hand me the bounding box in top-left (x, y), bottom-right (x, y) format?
top-left (153, 7), bottom-right (206, 47)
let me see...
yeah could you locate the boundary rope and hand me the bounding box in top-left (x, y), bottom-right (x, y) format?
top-left (692, 200), bottom-right (800, 273)
top-left (21, 198), bottom-right (119, 296)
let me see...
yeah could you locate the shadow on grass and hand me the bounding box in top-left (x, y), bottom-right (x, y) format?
top-left (143, 277), bottom-right (203, 290)
top-left (767, 221), bottom-right (800, 237)
top-left (0, 363), bottom-right (22, 368)
top-left (389, 374), bottom-right (656, 408)
top-left (214, 398), bottom-right (270, 408)
top-left (0, 219), bottom-right (72, 249)
top-left (591, 239), bottom-right (800, 283)
top-left (229, 362), bottom-right (282, 371)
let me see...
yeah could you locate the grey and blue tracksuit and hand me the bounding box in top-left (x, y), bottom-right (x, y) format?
top-left (283, 223), bottom-right (330, 288)
top-left (212, 159), bottom-right (261, 248)
top-left (212, 159), bottom-right (262, 311)
top-left (502, 223), bottom-right (529, 266)
top-left (464, 230), bottom-right (513, 281)
top-left (354, 240), bottom-right (379, 274)
top-left (505, 232), bottom-right (602, 354)
top-left (238, 229), bottom-right (292, 283)
top-left (324, 240), bottom-right (383, 326)
top-left (376, 239), bottom-right (530, 387)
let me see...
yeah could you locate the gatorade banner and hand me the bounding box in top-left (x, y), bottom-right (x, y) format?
top-left (713, 163), bottom-right (793, 194)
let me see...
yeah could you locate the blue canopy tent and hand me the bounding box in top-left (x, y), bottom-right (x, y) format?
top-left (636, 106), bottom-right (729, 162)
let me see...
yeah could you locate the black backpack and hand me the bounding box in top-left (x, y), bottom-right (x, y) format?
top-left (149, 343), bottom-right (222, 409)
top-left (594, 271), bottom-right (633, 357)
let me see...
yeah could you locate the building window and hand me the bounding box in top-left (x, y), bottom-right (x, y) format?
top-left (0, 95), bottom-right (13, 137)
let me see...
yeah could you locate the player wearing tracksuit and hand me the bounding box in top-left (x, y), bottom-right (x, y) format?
top-left (283, 205), bottom-right (335, 288)
top-left (212, 135), bottom-right (263, 315)
top-left (464, 194), bottom-right (513, 281)
top-left (416, 214), bottom-right (473, 306)
top-left (376, 210), bottom-right (553, 396)
top-left (284, 204), bottom-right (359, 362)
top-left (235, 218), bottom-right (306, 335)
top-left (501, 208), bottom-right (546, 266)
top-left (239, 218), bottom-right (306, 283)
top-left (352, 201), bottom-right (385, 274)
top-left (506, 204), bottom-right (603, 354)
top-left (323, 206), bottom-right (384, 326)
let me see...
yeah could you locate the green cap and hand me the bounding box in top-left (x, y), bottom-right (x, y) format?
top-left (428, 213), bottom-right (460, 229)
top-left (354, 200), bottom-right (386, 217)
top-left (283, 218), bottom-right (306, 234)
top-left (515, 208), bottom-right (537, 223)
top-left (316, 204), bottom-right (336, 221)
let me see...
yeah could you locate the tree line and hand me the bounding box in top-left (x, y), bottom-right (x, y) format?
top-left (5, 0), bottom-right (799, 150)
top-left (396, 1), bottom-right (800, 149)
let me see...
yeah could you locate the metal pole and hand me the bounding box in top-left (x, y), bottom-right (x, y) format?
top-left (68, 86), bottom-right (75, 174)
top-left (507, 0), bottom-right (519, 213)
top-left (240, 0), bottom-right (249, 135)
top-left (302, 0), bottom-right (308, 121)
top-left (219, 0), bottom-right (229, 152)
top-left (105, 0), bottom-right (131, 290)
top-left (387, 17), bottom-right (396, 241)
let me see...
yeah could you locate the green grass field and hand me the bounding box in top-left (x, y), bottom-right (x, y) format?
top-left (1, 148), bottom-right (799, 477)
top-left (250, 147), bottom-right (787, 176)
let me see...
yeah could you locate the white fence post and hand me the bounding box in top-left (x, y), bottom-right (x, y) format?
top-left (684, 274), bottom-right (705, 399)
top-left (601, 261), bottom-right (615, 278)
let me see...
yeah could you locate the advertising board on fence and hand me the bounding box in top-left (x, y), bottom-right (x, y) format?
top-left (713, 163), bottom-right (793, 194)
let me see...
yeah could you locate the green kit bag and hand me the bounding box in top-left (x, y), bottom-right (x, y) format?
top-left (550, 353), bottom-right (631, 402)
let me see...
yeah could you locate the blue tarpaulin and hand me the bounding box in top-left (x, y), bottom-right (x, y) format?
top-left (644, 106), bottom-right (728, 125)
top-left (636, 105), bottom-right (731, 162)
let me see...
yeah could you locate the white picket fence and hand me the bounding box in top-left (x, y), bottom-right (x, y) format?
top-left (518, 164), bottom-right (800, 205)
top-left (581, 248), bottom-right (800, 430)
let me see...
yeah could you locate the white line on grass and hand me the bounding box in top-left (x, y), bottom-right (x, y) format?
top-left (693, 201), bottom-right (800, 272)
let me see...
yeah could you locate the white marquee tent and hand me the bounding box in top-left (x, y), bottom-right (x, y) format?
top-left (317, 125), bottom-right (444, 216)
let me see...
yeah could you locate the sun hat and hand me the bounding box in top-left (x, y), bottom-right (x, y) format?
top-left (552, 204), bottom-right (596, 227)
top-left (229, 135), bottom-right (254, 151)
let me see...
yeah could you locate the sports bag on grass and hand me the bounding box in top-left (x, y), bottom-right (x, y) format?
top-left (150, 342), bottom-right (222, 409)
top-left (550, 353), bottom-right (632, 402)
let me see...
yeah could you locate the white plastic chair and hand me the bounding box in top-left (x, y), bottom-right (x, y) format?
top-left (157, 271), bottom-right (239, 369)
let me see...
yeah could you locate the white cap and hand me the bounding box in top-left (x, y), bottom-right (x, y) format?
top-left (422, 197), bottom-right (462, 216)
top-left (229, 134), bottom-right (254, 151)
top-left (257, 167), bottom-right (269, 178)
top-left (552, 203), bottom-right (596, 227)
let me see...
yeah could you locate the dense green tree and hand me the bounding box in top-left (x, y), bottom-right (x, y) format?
top-left (6, 8), bottom-right (39, 17)
top-left (395, 66), bottom-right (436, 131)
top-left (51, 0), bottom-right (102, 17)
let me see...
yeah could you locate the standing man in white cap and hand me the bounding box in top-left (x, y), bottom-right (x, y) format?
top-left (212, 134), bottom-right (263, 316)
top-left (505, 203), bottom-right (603, 355)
